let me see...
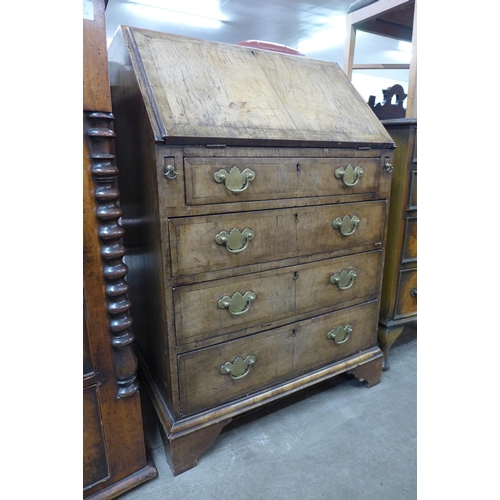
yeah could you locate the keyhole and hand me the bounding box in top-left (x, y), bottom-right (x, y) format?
top-left (296, 162), bottom-right (301, 173)
top-left (293, 271), bottom-right (299, 280)
top-left (295, 213), bottom-right (299, 222)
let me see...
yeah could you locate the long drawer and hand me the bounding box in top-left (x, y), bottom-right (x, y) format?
top-left (184, 156), bottom-right (381, 205)
top-left (174, 250), bottom-right (382, 346)
top-left (178, 300), bottom-right (379, 415)
top-left (169, 200), bottom-right (386, 277)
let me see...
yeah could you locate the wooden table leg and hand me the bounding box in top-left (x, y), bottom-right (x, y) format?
top-left (377, 325), bottom-right (404, 371)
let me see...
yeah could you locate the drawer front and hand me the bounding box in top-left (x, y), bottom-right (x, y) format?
top-left (169, 200), bottom-right (386, 277)
top-left (394, 268), bottom-right (417, 319)
top-left (174, 250), bottom-right (382, 345)
top-left (412, 128), bottom-right (417, 163)
top-left (178, 300), bottom-right (379, 415)
top-left (408, 170), bottom-right (417, 210)
top-left (402, 216), bottom-right (417, 263)
top-left (184, 157), bottom-right (381, 205)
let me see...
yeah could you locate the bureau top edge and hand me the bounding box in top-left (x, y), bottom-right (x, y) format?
top-left (156, 136), bottom-right (396, 150)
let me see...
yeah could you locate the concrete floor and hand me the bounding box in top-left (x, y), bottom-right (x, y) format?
top-left (121, 323), bottom-right (417, 500)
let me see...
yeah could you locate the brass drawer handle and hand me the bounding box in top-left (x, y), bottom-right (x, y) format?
top-left (215, 228), bottom-right (255, 254)
top-left (214, 166), bottom-right (256, 193)
top-left (335, 165), bottom-right (364, 187)
top-left (330, 269), bottom-right (357, 290)
top-left (327, 324), bottom-right (353, 344)
top-left (220, 355), bottom-right (256, 380)
top-left (410, 287), bottom-right (417, 298)
top-left (218, 291), bottom-right (256, 316)
top-left (332, 215), bottom-right (360, 236)
top-left (164, 163), bottom-right (178, 179)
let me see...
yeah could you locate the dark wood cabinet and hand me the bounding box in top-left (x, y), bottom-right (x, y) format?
top-left (108, 27), bottom-right (396, 476)
top-left (83, 1), bottom-right (156, 498)
top-left (377, 119), bottom-right (417, 370)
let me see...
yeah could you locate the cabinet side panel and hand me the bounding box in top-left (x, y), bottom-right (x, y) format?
top-left (379, 125), bottom-right (410, 320)
top-left (109, 31), bottom-right (174, 411)
top-left (83, 386), bottom-right (110, 490)
top-left (83, 0), bottom-right (110, 111)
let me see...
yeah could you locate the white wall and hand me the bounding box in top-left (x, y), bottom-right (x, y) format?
top-left (351, 71), bottom-right (409, 108)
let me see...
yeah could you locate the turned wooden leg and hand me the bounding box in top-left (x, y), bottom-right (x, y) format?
top-left (348, 355), bottom-right (383, 388)
top-left (377, 325), bottom-right (404, 371)
top-left (162, 419), bottom-right (231, 476)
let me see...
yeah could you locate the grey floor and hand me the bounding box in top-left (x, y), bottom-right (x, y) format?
top-left (122, 323), bottom-right (417, 500)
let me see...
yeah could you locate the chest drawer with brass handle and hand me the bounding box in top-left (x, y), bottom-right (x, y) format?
top-left (169, 201), bottom-right (386, 279)
top-left (173, 250), bottom-right (382, 347)
top-left (184, 156), bottom-right (382, 206)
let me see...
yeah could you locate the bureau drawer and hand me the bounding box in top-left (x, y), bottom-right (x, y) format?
top-left (178, 300), bottom-right (379, 415)
top-left (174, 250), bottom-right (382, 346)
top-left (184, 156), bottom-right (381, 205)
top-left (394, 268), bottom-right (417, 319)
top-left (169, 200), bottom-right (386, 277)
top-left (402, 216), bottom-right (417, 263)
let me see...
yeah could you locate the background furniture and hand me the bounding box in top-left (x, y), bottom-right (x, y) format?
top-left (376, 118), bottom-right (417, 370)
top-left (83, 1), bottom-right (156, 497)
top-left (344, 0), bottom-right (417, 119)
top-left (345, 1), bottom-right (418, 368)
top-left (108, 27), bottom-right (396, 476)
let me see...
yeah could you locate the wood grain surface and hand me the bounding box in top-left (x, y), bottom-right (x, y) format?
top-left (169, 201), bottom-right (386, 277)
top-left (121, 27), bottom-right (394, 146)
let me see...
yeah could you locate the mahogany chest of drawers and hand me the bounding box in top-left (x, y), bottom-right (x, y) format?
top-left (378, 119), bottom-right (417, 370)
top-left (108, 27), bottom-right (395, 475)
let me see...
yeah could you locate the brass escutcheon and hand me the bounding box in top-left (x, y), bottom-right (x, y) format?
top-left (335, 164), bottom-right (364, 187)
top-left (213, 166), bottom-right (256, 193)
top-left (218, 291), bottom-right (257, 315)
top-left (330, 269), bottom-right (357, 290)
top-left (220, 355), bottom-right (256, 379)
top-left (215, 228), bottom-right (255, 254)
top-left (332, 214), bottom-right (360, 236)
top-left (327, 325), bottom-right (353, 344)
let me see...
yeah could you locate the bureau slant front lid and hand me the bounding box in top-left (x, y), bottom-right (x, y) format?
top-left (111, 26), bottom-right (394, 148)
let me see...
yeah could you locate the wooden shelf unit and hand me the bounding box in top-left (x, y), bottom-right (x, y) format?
top-left (344, 0), bottom-right (417, 118)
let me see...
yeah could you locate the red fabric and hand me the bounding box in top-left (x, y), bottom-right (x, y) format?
top-left (236, 40), bottom-right (305, 56)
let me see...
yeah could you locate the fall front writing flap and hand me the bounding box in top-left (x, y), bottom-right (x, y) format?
top-left (113, 26), bottom-right (394, 147)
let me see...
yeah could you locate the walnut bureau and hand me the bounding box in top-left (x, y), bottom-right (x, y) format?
top-left (108, 27), bottom-right (395, 476)
top-left (377, 119), bottom-right (417, 369)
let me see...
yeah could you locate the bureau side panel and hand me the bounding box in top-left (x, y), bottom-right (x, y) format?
top-left (109, 32), bottom-right (174, 411)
